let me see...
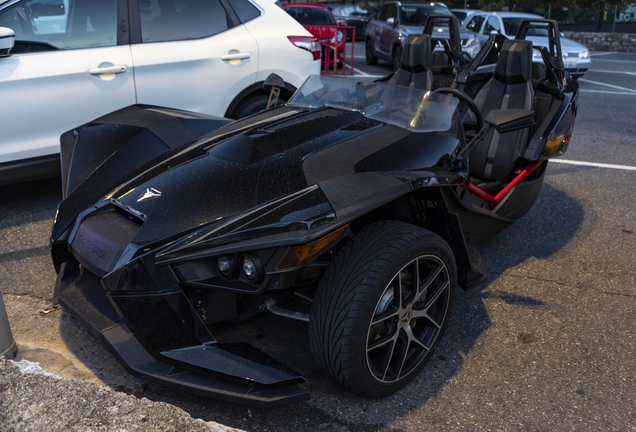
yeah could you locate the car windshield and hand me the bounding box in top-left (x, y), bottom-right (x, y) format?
top-left (502, 17), bottom-right (549, 37)
top-left (400, 5), bottom-right (448, 26)
top-left (288, 75), bottom-right (459, 133)
top-left (452, 11), bottom-right (467, 22)
top-left (286, 7), bottom-right (336, 25)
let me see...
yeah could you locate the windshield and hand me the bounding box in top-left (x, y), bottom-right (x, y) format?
top-left (502, 17), bottom-right (549, 37)
top-left (289, 75), bottom-right (459, 133)
top-left (400, 5), bottom-right (448, 26)
top-left (286, 7), bottom-right (336, 25)
top-left (452, 11), bottom-right (467, 22)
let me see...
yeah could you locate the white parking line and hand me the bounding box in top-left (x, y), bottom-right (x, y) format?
top-left (578, 78), bottom-right (636, 94)
top-left (587, 70), bottom-right (636, 76)
top-left (580, 89), bottom-right (636, 95)
top-left (591, 59), bottom-right (636, 64)
top-left (590, 51), bottom-right (617, 57)
top-left (354, 55), bottom-right (366, 59)
top-left (551, 159), bottom-right (636, 171)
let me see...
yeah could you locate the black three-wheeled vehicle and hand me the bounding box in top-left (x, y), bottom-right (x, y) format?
top-left (50, 17), bottom-right (578, 406)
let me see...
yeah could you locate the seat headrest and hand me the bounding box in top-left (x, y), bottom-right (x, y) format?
top-left (494, 39), bottom-right (532, 84)
top-left (532, 62), bottom-right (546, 82)
top-left (400, 34), bottom-right (432, 73)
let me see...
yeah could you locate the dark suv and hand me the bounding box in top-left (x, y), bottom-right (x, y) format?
top-left (365, 1), bottom-right (481, 71)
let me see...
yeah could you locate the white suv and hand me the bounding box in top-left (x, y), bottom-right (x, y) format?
top-left (0, 0), bottom-right (320, 184)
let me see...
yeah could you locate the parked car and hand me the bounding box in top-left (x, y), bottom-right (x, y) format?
top-left (450, 8), bottom-right (478, 26)
top-left (0, 0), bottom-right (320, 185)
top-left (365, 1), bottom-right (481, 71)
top-left (328, 4), bottom-right (368, 41)
top-left (464, 12), bottom-right (591, 77)
top-left (284, 3), bottom-right (346, 68)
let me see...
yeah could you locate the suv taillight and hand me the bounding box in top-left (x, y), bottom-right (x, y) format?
top-left (288, 36), bottom-right (321, 61)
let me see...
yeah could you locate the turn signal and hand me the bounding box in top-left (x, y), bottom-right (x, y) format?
top-left (275, 224), bottom-right (349, 271)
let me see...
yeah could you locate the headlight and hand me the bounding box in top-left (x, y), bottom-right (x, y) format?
top-left (216, 255), bottom-right (234, 278)
top-left (240, 254), bottom-right (262, 282)
top-left (463, 36), bottom-right (479, 47)
top-left (532, 49), bottom-right (542, 59)
top-left (330, 31), bottom-right (344, 43)
top-left (579, 50), bottom-right (590, 59)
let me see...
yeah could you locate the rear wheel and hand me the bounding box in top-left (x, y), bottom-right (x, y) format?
top-left (366, 38), bottom-right (378, 65)
top-left (392, 45), bottom-right (402, 72)
top-left (309, 221), bottom-right (457, 397)
top-left (232, 94), bottom-right (280, 119)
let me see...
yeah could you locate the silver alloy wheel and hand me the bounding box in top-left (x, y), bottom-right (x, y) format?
top-left (366, 255), bottom-right (450, 383)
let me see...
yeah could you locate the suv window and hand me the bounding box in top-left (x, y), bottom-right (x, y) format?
top-left (376, 4), bottom-right (389, 21)
top-left (227, 0), bottom-right (260, 24)
top-left (483, 16), bottom-right (500, 34)
top-left (0, 0), bottom-right (117, 53)
top-left (286, 7), bottom-right (336, 25)
top-left (465, 15), bottom-right (485, 33)
top-left (387, 5), bottom-right (398, 22)
top-left (139, 0), bottom-right (229, 43)
top-left (399, 5), bottom-right (447, 26)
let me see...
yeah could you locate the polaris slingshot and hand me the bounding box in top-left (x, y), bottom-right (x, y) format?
top-left (50, 17), bottom-right (578, 407)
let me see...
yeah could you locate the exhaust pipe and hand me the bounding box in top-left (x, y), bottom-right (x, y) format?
top-left (0, 291), bottom-right (17, 359)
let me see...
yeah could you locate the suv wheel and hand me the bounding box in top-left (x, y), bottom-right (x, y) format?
top-left (366, 39), bottom-right (379, 65)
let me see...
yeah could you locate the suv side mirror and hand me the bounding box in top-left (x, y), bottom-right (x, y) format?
top-left (263, 73), bottom-right (286, 110)
top-left (0, 27), bottom-right (15, 58)
top-left (485, 109), bottom-right (534, 133)
top-left (387, 17), bottom-right (396, 26)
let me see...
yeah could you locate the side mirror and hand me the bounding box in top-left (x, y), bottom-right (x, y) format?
top-left (485, 109), bottom-right (534, 133)
top-left (490, 30), bottom-right (499, 35)
top-left (263, 73), bottom-right (286, 110)
top-left (387, 17), bottom-right (395, 26)
top-left (0, 27), bottom-right (15, 58)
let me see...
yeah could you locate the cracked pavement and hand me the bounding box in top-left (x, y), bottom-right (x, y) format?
top-left (2, 53), bottom-right (636, 430)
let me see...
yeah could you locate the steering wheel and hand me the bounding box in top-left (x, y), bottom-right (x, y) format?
top-left (433, 87), bottom-right (483, 132)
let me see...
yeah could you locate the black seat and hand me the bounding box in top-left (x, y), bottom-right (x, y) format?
top-left (389, 34), bottom-right (433, 91)
top-left (469, 39), bottom-right (535, 183)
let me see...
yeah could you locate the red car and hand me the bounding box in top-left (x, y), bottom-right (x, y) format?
top-left (284, 3), bottom-right (347, 70)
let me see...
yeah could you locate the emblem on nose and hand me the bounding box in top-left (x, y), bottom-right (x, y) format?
top-left (399, 309), bottom-right (412, 327)
top-left (137, 188), bottom-right (162, 202)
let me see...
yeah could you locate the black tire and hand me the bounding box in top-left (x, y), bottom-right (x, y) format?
top-left (365, 39), bottom-right (378, 65)
top-left (232, 94), bottom-right (277, 119)
top-left (392, 45), bottom-right (402, 72)
top-left (309, 221), bottom-right (457, 397)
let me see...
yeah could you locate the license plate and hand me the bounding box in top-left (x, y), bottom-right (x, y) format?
top-left (564, 61), bottom-right (574, 69)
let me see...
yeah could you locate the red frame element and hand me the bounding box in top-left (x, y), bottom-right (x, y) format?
top-left (304, 24), bottom-right (355, 75)
top-left (463, 160), bottom-right (544, 208)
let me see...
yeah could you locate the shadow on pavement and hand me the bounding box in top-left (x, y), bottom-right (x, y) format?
top-left (55, 182), bottom-right (584, 431)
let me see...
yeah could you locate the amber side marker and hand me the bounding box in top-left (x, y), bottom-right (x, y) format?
top-left (275, 224), bottom-right (350, 271)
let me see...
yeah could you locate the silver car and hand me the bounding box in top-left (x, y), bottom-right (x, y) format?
top-left (464, 12), bottom-right (591, 77)
top-left (365, 1), bottom-right (481, 71)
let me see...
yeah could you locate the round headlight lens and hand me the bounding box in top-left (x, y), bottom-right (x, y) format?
top-left (216, 255), bottom-right (233, 277)
top-left (241, 255), bottom-right (258, 281)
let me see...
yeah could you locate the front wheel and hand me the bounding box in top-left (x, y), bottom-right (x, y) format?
top-left (366, 38), bottom-right (378, 65)
top-left (392, 45), bottom-right (403, 72)
top-left (309, 221), bottom-right (457, 397)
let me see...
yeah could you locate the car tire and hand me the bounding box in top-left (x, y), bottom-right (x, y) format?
top-left (232, 94), bottom-right (275, 119)
top-left (392, 45), bottom-right (402, 72)
top-left (309, 221), bottom-right (457, 397)
top-left (365, 39), bottom-right (378, 65)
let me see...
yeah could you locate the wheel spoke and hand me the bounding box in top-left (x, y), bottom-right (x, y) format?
top-left (367, 327), bottom-right (399, 351)
top-left (393, 329), bottom-right (409, 379)
top-left (379, 340), bottom-right (396, 380)
top-left (404, 260), bottom-right (420, 307)
top-left (404, 324), bottom-right (430, 351)
top-left (371, 309), bottom-right (399, 326)
top-left (421, 280), bottom-right (449, 311)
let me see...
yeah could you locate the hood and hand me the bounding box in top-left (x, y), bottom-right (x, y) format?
top-left (526, 36), bottom-right (588, 53)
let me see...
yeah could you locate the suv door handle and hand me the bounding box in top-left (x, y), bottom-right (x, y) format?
top-left (89, 65), bottom-right (127, 75)
top-left (221, 52), bottom-right (251, 61)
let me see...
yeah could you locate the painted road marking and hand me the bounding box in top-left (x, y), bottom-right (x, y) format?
top-left (580, 89), bottom-right (636, 95)
top-left (587, 70), bottom-right (636, 76)
top-left (591, 59), bottom-right (636, 64)
top-left (551, 159), bottom-right (636, 171)
top-left (590, 51), bottom-right (617, 57)
top-left (578, 78), bottom-right (636, 94)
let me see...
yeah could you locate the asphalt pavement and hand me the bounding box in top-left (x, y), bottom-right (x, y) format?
top-left (1, 50), bottom-right (635, 431)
